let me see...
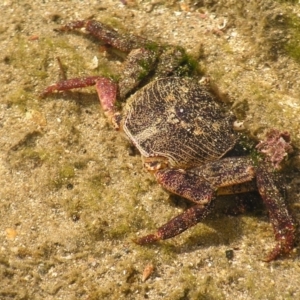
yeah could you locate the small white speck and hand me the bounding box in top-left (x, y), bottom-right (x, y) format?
top-left (233, 120), bottom-right (245, 131)
top-left (88, 56), bottom-right (99, 70)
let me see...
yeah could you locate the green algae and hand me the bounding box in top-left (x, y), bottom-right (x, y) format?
top-left (285, 14), bottom-right (300, 63)
top-left (50, 164), bottom-right (75, 190)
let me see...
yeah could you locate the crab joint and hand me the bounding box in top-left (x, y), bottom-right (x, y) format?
top-left (95, 77), bottom-right (118, 117)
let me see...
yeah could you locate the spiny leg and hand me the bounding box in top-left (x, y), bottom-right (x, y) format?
top-left (135, 203), bottom-right (213, 244)
top-left (256, 164), bottom-right (295, 261)
top-left (40, 76), bottom-right (103, 97)
top-left (56, 20), bottom-right (189, 97)
top-left (136, 157), bottom-right (258, 244)
top-left (118, 48), bottom-right (159, 99)
top-left (58, 20), bottom-right (144, 52)
top-left (42, 20), bottom-right (160, 102)
top-left (41, 75), bottom-right (118, 121)
top-left (57, 20), bottom-right (188, 79)
top-left (42, 20), bottom-right (189, 103)
top-left (135, 169), bottom-right (216, 244)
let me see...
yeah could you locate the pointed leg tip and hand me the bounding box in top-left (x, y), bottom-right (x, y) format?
top-left (39, 89), bottom-right (52, 99)
top-left (133, 233), bottom-right (161, 245)
top-left (262, 240), bottom-right (294, 262)
top-left (262, 253), bottom-right (278, 263)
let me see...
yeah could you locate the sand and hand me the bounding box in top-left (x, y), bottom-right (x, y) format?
top-left (1, 1), bottom-right (300, 299)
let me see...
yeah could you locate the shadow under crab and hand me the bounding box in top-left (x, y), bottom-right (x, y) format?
top-left (41, 20), bottom-right (295, 261)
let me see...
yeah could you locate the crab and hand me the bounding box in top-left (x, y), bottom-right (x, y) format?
top-left (41, 20), bottom-right (295, 261)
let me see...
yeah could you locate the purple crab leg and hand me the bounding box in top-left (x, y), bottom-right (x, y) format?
top-left (135, 158), bottom-right (257, 245)
top-left (135, 203), bottom-right (213, 244)
top-left (135, 168), bottom-right (215, 244)
top-left (40, 76), bottom-right (118, 120)
top-left (40, 76), bottom-right (103, 97)
top-left (256, 164), bottom-right (295, 261)
top-left (59, 20), bottom-right (143, 52)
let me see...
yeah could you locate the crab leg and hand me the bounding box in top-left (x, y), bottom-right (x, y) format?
top-left (40, 76), bottom-right (103, 97)
top-left (256, 165), bottom-right (295, 261)
top-left (41, 77), bottom-right (118, 121)
top-left (135, 168), bottom-right (216, 244)
top-left (136, 158), bottom-right (257, 244)
top-left (135, 203), bottom-right (213, 244)
top-left (42, 19), bottom-right (160, 102)
top-left (59, 20), bottom-right (144, 52)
